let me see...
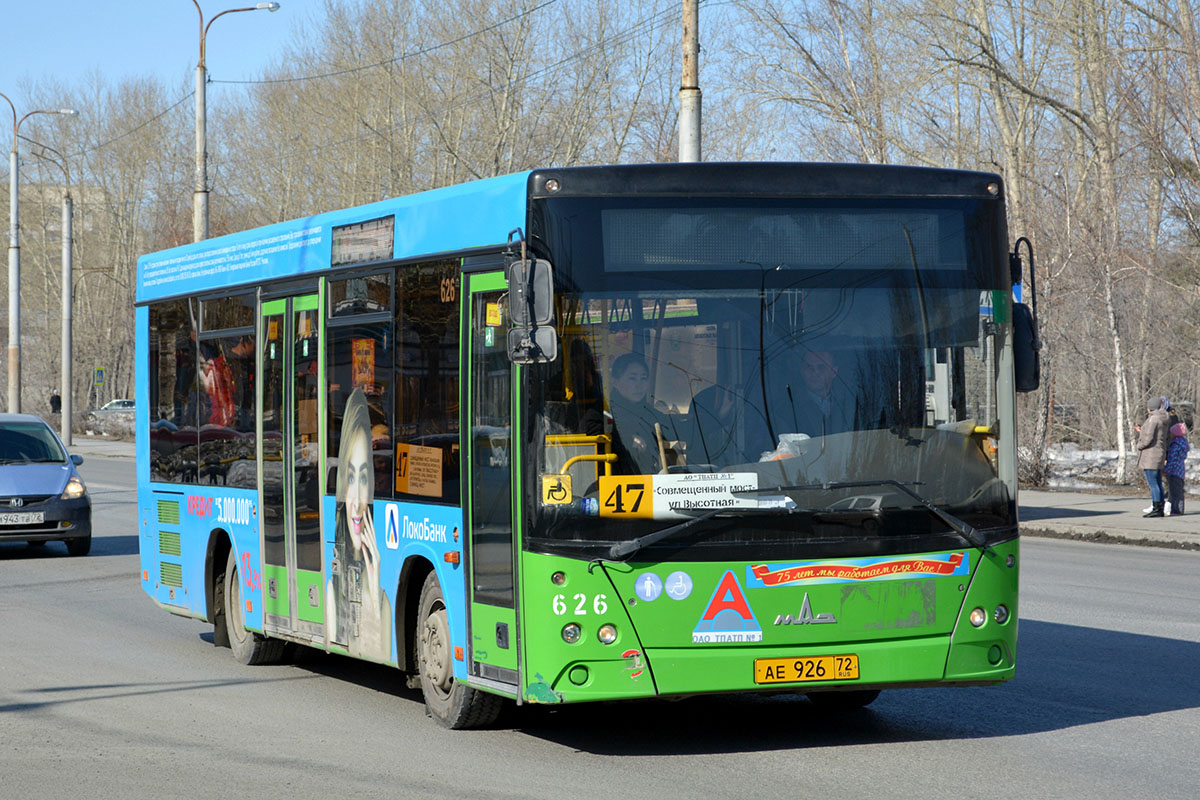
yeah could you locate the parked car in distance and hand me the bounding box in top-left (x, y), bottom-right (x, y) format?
top-left (0, 414), bottom-right (91, 555)
top-left (815, 494), bottom-right (885, 534)
top-left (85, 398), bottom-right (135, 434)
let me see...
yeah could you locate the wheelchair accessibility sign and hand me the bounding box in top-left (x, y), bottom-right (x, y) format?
top-left (541, 474), bottom-right (572, 505)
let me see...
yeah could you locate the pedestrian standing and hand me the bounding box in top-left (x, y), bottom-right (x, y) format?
top-left (49, 389), bottom-right (61, 415)
top-left (1134, 396), bottom-right (1172, 518)
top-left (1164, 422), bottom-right (1189, 516)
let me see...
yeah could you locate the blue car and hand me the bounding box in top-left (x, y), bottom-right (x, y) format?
top-left (0, 414), bottom-right (91, 556)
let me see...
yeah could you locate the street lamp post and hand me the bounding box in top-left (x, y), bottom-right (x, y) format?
top-left (30, 144), bottom-right (74, 445)
top-left (679, 0), bottom-right (701, 163)
top-left (2, 92), bottom-right (77, 413)
top-left (192, 1), bottom-right (281, 243)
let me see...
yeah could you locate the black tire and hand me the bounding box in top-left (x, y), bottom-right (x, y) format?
top-left (416, 572), bottom-right (504, 729)
top-left (807, 689), bottom-right (881, 710)
top-left (223, 550), bottom-right (285, 665)
top-left (65, 535), bottom-right (91, 557)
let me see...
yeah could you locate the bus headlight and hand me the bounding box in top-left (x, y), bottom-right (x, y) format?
top-left (561, 623), bottom-right (582, 644)
top-left (969, 607), bottom-right (987, 627)
top-left (597, 624), bottom-right (617, 645)
top-left (993, 605), bottom-right (1010, 624)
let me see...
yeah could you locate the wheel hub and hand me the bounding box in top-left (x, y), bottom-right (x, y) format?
top-left (421, 609), bottom-right (452, 694)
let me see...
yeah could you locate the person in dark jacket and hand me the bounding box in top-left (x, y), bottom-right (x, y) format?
top-left (49, 389), bottom-right (61, 415)
top-left (1134, 396), bottom-right (1172, 518)
top-left (1164, 422), bottom-right (1189, 516)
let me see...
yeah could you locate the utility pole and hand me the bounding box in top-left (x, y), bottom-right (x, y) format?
top-left (61, 187), bottom-right (73, 444)
top-left (192, 2), bottom-right (282, 243)
top-left (2, 92), bottom-right (77, 412)
top-left (679, 0), bottom-right (701, 162)
top-left (194, 47), bottom-right (208, 243)
top-left (26, 142), bottom-right (74, 442)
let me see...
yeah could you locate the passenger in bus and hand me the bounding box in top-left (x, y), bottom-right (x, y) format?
top-left (327, 388), bottom-right (392, 661)
top-left (199, 343), bottom-right (236, 427)
top-left (184, 343), bottom-right (236, 428)
top-left (599, 353), bottom-right (678, 474)
top-left (791, 349), bottom-right (853, 438)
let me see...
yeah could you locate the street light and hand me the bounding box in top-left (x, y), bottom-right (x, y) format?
top-left (28, 143), bottom-right (74, 445)
top-left (192, 1), bottom-right (281, 243)
top-left (2, 91), bottom-right (77, 413)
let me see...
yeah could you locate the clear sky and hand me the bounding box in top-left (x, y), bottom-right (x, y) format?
top-left (0, 1), bottom-right (326, 108)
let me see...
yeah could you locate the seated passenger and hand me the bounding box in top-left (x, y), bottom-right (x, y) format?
top-left (791, 349), bottom-right (853, 438)
top-left (604, 354), bottom-right (678, 474)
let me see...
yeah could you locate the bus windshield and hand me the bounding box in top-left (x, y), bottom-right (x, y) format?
top-left (525, 197), bottom-right (1014, 561)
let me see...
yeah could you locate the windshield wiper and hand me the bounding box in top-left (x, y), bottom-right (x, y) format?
top-left (607, 504), bottom-right (796, 561)
top-left (737, 479), bottom-right (991, 554)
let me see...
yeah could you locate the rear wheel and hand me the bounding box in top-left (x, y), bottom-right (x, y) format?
top-left (416, 572), bottom-right (503, 729)
top-left (807, 689), bottom-right (881, 710)
top-left (65, 535), bottom-right (91, 557)
top-left (223, 549), bottom-right (285, 665)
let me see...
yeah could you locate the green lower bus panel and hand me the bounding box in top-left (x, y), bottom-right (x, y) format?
top-left (264, 564), bottom-right (289, 620)
top-left (296, 569), bottom-right (324, 624)
top-left (471, 602), bottom-right (518, 672)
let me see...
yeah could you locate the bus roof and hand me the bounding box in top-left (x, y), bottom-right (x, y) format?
top-left (136, 170), bottom-right (531, 304)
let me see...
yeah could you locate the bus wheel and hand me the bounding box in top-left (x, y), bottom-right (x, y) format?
top-left (223, 550), bottom-right (285, 666)
top-left (416, 572), bottom-right (503, 729)
top-left (807, 690), bottom-right (881, 710)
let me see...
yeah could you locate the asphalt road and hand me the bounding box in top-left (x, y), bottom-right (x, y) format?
top-left (3, 454), bottom-right (1198, 799)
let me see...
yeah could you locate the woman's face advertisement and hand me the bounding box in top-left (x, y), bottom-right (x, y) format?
top-left (343, 426), bottom-right (371, 552)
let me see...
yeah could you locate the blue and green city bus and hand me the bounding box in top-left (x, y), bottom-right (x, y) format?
top-left (136, 163), bottom-right (1038, 727)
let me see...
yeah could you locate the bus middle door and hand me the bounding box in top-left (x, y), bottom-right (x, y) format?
top-left (260, 292), bottom-right (325, 643)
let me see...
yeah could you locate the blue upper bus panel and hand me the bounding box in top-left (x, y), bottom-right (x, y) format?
top-left (136, 171), bottom-right (531, 303)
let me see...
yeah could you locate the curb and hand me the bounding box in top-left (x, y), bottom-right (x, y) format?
top-left (1020, 525), bottom-right (1200, 551)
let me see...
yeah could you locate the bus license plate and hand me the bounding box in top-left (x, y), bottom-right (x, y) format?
top-left (0, 511), bottom-right (45, 526)
top-left (754, 654), bottom-right (859, 684)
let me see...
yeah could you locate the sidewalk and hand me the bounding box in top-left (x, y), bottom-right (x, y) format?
top-left (1020, 489), bottom-right (1199, 550)
top-left (65, 435), bottom-right (136, 460)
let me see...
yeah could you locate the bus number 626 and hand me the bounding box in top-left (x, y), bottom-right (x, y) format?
top-left (552, 593), bottom-right (608, 615)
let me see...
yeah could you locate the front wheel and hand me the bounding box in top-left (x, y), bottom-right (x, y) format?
top-left (65, 535), bottom-right (91, 556)
top-left (416, 572), bottom-right (503, 729)
top-left (222, 549), bottom-right (285, 665)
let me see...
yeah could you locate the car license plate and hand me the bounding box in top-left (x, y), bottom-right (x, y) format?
top-left (0, 511), bottom-right (45, 526)
top-left (754, 654), bottom-right (859, 684)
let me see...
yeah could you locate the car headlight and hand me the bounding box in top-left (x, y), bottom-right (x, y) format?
top-left (62, 477), bottom-right (87, 499)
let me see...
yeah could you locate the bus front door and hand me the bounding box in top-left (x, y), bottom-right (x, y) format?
top-left (464, 271), bottom-right (520, 692)
top-left (260, 293), bottom-right (325, 643)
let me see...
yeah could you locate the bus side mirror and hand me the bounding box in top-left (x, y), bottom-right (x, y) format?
top-left (507, 326), bottom-right (558, 364)
top-left (506, 257), bottom-right (558, 364)
top-left (1013, 301), bottom-right (1040, 392)
top-left (507, 258), bottom-right (554, 327)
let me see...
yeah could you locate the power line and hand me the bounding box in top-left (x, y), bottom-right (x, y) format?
top-left (216, 0), bottom-right (687, 169)
top-left (69, 91), bottom-right (195, 161)
top-left (53, 0), bottom-right (722, 171)
top-left (211, 0), bottom-right (560, 86)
